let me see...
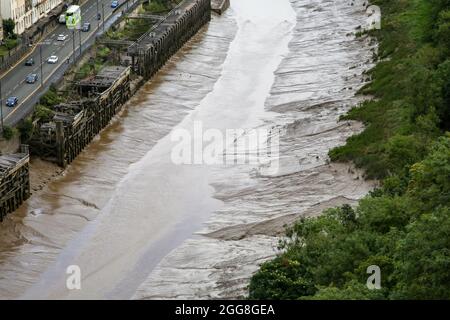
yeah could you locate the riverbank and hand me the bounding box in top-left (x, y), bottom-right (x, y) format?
top-left (132, 0), bottom-right (377, 299)
top-left (0, 9), bottom-right (237, 299)
top-left (249, 0), bottom-right (450, 300)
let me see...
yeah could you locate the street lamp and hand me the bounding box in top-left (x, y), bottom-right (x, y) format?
top-left (72, 29), bottom-right (76, 64)
top-left (102, 3), bottom-right (105, 33)
top-left (0, 80), bottom-right (3, 130)
top-left (39, 44), bottom-right (44, 87)
top-left (96, 0), bottom-right (100, 29)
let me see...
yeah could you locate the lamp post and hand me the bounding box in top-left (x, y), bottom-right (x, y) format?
top-left (96, 0), bottom-right (100, 29)
top-left (39, 44), bottom-right (43, 87)
top-left (102, 3), bottom-right (105, 33)
top-left (72, 29), bottom-right (76, 63)
top-left (0, 80), bottom-right (3, 131)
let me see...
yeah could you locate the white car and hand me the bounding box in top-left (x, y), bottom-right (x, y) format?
top-left (47, 55), bottom-right (59, 64)
top-left (57, 34), bottom-right (67, 41)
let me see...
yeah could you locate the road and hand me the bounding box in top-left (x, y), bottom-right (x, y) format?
top-left (0, 0), bottom-right (135, 127)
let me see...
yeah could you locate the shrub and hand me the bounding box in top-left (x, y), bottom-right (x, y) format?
top-left (2, 126), bottom-right (15, 140)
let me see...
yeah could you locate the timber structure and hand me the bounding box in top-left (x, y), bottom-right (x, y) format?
top-left (128, 0), bottom-right (211, 79)
top-left (2, 0), bottom-right (212, 218)
top-left (0, 147), bottom-right (30, 221)
top-left (30, 66), bottom-right (131, 167)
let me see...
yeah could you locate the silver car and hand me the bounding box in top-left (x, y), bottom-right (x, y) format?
top-left (57, 34), bottom-right (68, 41)
top-left (47, 55), bottom-right (59, 64)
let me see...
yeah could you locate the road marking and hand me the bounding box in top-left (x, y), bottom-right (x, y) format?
top-left (4, 2), bottom-right (118, 121)
top-left (0, 0), bottom-right (104, 80)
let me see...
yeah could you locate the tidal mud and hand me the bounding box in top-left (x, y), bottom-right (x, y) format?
top-left (133, 0), bottom-right (377, 299)
top-left (0, 0), bottom-right (377, 299)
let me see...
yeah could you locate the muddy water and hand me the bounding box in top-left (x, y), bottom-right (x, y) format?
top-left (0, 0), bottom-right (376, 299)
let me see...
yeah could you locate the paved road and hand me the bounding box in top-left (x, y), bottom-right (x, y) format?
top-left (0, 0), bottom-right (135, 127)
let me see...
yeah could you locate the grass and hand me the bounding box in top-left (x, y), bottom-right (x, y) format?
top-left (329, 0), bottom-right (449, 179)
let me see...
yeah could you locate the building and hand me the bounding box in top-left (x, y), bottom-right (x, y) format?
top-left (0, 3), bottom-right (3, 43)
top-left (0, 0), bottom-right (62, 35)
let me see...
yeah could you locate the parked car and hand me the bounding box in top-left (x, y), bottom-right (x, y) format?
top-left (5, 96), bottom-right (18, 107)
top-left (82, 22), bottom-right (91, 32)
top-left (59, 14), bottom-right (66, 24)
top-left (26, 73), bottom-right (38, 84)
top-left (57, 34), bottom-right (68, 41)
top-left (47, 55), bottom-right (59, 64)
top-left (111, 0), bottom-right (119, 8)
top-left (25, 57), bottom-right (35, 66)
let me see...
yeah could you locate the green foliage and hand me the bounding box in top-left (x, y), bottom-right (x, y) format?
top-left (2, 18), bottom-right (15, 39)
top-left (17, 118), bottom-right (34, 143)
top-left (251, 0), bottom-right (450, 300)
top-left (2, 125), bottom-right (15, 140)
top-left (4, 38), bottom-right (19, 50)
top-left (250, 134), bottom-right (450, 300)
top-left (33, 105), bottom-right (55, 123)
top-left (38, 85), bottom-right (61, 107)
top-left (144, 0), bottom-right (174, 13)
top-left (329, 0), bottom-right (450, 179)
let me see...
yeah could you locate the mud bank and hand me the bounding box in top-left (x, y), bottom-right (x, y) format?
top-left (133, 0), bottom-right (377, 299)
top-left (0, 0), bottom-right (377, 300)
top-left (0, 13), bottom-right (237, 299)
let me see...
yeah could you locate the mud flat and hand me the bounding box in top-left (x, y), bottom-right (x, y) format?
top-left (0, 11), bottom-right (238, 299)
top-left (0, 0), bottom-right (377, 300)
top-left (133, 0), bottom-right (377, 299)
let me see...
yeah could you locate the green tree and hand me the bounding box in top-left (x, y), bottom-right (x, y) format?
top-left (2, 19), bottom-right (16, 39)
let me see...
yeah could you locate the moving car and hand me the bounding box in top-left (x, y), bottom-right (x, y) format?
top-left (111, 0), bottom-right (119, 8)
top-left (57, 34), bottom-right (68, 41)
top-left (47, 55), bottom-right (59, 64)
top-left (26, 73), bottom-right (38, 84)
top-left (5, 97), bottom-right (18, 107)
top-left (82, 22), bottom-right (91, 32)
top-left (25, 57), bottom-right (35, 66)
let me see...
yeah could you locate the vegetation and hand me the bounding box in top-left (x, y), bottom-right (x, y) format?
top-left (2, 126), bottom-right (15, 140)
top-left (33, 105), bottom-right (55, 123)
top-left (39, 85), bottom-right (62, 107)
top-left (2, 19), bottom-right (16, 39)
top-left (0, 19), bottom-right (19, 56)
top-left (74, 45), bottom-right (111, 80)
top-left (249, 0), bottom-right (450, 300)
top-left (106, 0), bottom-right (181, 41)
top-left (17, 118), bottom-right (34, 143)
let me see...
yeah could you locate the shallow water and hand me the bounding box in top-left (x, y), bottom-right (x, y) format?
top-left (0, 0), bottom-right (376, 299)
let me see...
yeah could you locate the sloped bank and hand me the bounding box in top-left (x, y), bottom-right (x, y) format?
top-left (250, 0), bottom-right (450, 299)
top-left (133, 0), bottom-right (377, 299)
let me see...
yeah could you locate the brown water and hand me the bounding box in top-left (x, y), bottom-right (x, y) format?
top-left (0, 0), bottom-right (376, 299)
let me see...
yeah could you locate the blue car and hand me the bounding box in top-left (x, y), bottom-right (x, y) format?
top-left (5, 96), bottom-right (18, 107)
top-left (26, 73), bottom-right (38, 84)
top-left (111, 0), bottom-right (119, 8)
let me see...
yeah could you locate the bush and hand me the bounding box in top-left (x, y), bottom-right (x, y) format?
top-left (250, 135), bottom-right (450, 300)
top-left (33, 105), bottom-right (55, 123)
top-left (251, 0), bottom-right (450, 300)
top-left (17, 118), bottom-right (34, 143)
top-left (39, 85), bottom-right (61, 107)
top-left (2, 126), bottom-right (15, 140)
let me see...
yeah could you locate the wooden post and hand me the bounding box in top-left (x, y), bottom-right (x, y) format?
top-left (56, 121), bottom-right (66, 168)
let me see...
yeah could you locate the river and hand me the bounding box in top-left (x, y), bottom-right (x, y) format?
top-left (0, 0), bottom-right (376, 299)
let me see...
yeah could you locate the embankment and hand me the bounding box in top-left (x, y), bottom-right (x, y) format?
top-left (132, 0), bottom-right (377, 299)
top-left (249, 0), bottom-right (450, 300)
